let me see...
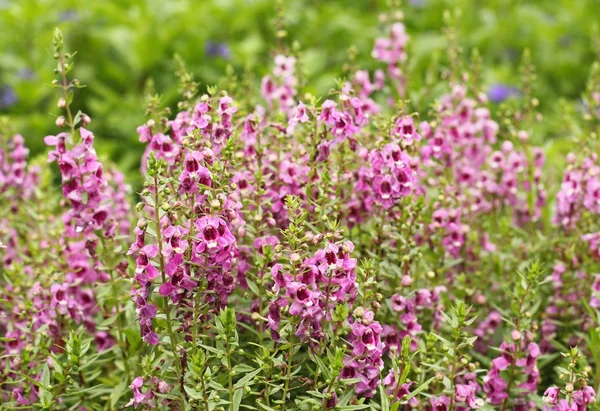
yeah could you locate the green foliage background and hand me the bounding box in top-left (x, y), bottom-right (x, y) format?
top-left (1, 0), bottom-right (599, 185)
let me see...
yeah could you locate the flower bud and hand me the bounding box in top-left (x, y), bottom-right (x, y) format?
top-left (81, 113), bottom-right (91, 125)
top-left (353, 307), bottom-right (365, 318)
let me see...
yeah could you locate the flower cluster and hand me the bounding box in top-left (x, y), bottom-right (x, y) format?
top-left (267, 241), bottom-right (358, 341)
top-left (555, 154), bottom-right (599, 229)
top-left (0, 134), bottom-right (39, 207)
top-left (262, 54), bottom-right (297, 116)
top-left (372, 21), bottom-right (408, 96)
top-left (484, 338), bottom-right (541, 406)
top-left (343, 309), bottom-right (385, 397)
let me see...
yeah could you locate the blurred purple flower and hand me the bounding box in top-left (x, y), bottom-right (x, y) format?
top-left (59, 10), bottom-right (79, 22)
top-left (18, 68), bottom-right (35, 81)
top-left (205, 41), bottom-right (231, 60)
top-left (488, 84), bottom-right (519, 103)
top-left (408, 0), bottom-right (427, 7)
top-left (560, 35), bottom-right (573, 47)
top-left (0, 86), bottom-right (17, 109)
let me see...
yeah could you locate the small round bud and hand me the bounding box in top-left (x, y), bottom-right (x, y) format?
top-left (56, 116), bottom-right (66, 127)
top-left (517, 130), bottom-right (529, 142)
top-left (57, 97), bottom-right (67, 109)
top-left (353, 307), bottom-right (365, 318)
top-left (81, 113), bottom-right (91, 125)
top-left (136, 218), bottom-right (148, 230)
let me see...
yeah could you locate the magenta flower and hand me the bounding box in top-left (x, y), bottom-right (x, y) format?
top-left (287, 282), bottom-right (319, 316)
top-left (394, 116), bottom-right (421, 145)
top-left (455, 382), bottom-right (481, 408)
top-left (350, 321), bottom-right (383, 357)
top-left (430, 395), bottom-right (450, 411)
top-left (194, 216), bottom-right (236, 254)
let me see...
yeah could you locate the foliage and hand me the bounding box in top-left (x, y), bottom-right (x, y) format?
top-left (1, 2), bottom-right (600, 410)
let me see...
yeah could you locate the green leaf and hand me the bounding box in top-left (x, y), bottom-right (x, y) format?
top-left (403, 377), bottom-right (436, 401)
top-left (124, 329), bottom-right (141, 355)
top-left (258, 403), bottom-right (278, 411)
top-left (379, 383), bottom-right (390, 411)
top-left (184, 385), bottom-right (204, 400)
top-left (232, 388), bottom-right (243, 411)
top-left (233, 364), bottom-right (255, 373)
top-left (111, 379), bottom-right (128, 407)
top-left (39, 387), bottom-right (53, 408)
top-left (233, 368), bottom-right (262, 389)
top-left (41, 364), bottom-right (50, 388)
top-left (63, 384), bottom-right (105, 396)
top-left (431, 333), bottom-right (453, 347)
top-left (309, 352), bottom-right (331, 381)
top-left (340, 378), bottom-right (364, 385)
top-left (198, 343), bottom-right (225, 355)
top-left (247, 279), bottom-right (259, 296)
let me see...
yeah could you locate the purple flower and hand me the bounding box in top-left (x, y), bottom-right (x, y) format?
top-left (17, 68), bottom-right (34, 80)
top-left (194, 216), bottom-right (236, 255)
top-left (0, 85), bottom-right (17, 109)
top-left (205, 41), bottom-right (231, 59)
top-left (487, 84), bottom-right (519, 103)
top-left (430, 396), bottom-right (450, 410)
top-left (94, 331), bottom-right (116, 352)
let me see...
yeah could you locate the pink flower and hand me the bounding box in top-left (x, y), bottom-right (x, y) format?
top-left (542, 386), bottom-right (560, 405)
top-left (287, 282), bottom-right (319, 316)
top-left (350, 321), bottom-right (383, 357)
top-left (320, 100), bottom-right (339, 125)
top-left (430, 396), bottom-right (450, 411)
top-left (194, 216), bottom-right (236, 254)
top-left (455, 382), bottom-right (481, 408)
top-left (394, 116), bottom-right (421, 145)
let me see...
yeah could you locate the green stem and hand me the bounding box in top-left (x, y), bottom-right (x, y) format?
top-left (448, 339), bottom-right (459, 411)
top-left (57, 51), bottom-right (76, 139)
top-left (153, 177), bottom-right (184, 398)
top-left (226, 335), bottom-right (234, 409)
top-left (282, 340), bottom-right (296, 405)
top-left (109, 268), bottom-right (130, 379)
top-left (198, 363), bottom-right (211, 411)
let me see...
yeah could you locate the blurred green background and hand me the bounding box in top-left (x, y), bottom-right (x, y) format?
top-left (1, 0), bottom-right (599, 183)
